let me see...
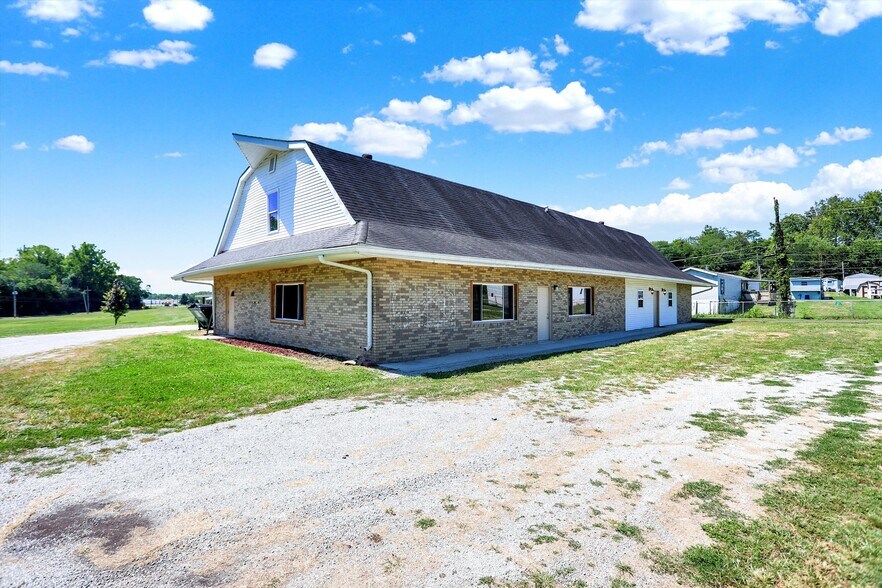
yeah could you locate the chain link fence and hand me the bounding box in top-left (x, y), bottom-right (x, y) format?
top-left (693, 299), bottom-right (882, 319)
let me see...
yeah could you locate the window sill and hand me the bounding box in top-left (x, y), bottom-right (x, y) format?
top-left (472, 319), bottom-right (516, 324)
top-left (568, 313), bottom-right (594, 318)
top-left (271, 318), bottom-right (305, 325)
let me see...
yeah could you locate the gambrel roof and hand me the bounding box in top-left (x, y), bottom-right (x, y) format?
top-left (174, 135), bottom-right (704, 285)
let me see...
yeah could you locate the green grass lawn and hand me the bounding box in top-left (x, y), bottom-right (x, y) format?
top-left (1, 319), bottom-right (880, 586)
top-left (695, 300), bottom-right (882, 320)
top-left (0, 306), bottom-right (196, 338)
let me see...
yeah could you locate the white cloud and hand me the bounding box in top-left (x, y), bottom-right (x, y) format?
top-left (380, 95), bottom-right (452, 125)
top-left (289, 122), bottom-right (348, 143)
top-left (143, 0), bottom-right (213, 32)
top-left (400, 31), bottom-right (416, 43)
top-left (797, 146), bottom-right (817, 156)
top-left (815, 0), bottom-right (882, 36)
top-left (763, 127), bottom-right (780, 134)
top-left (424, 48), bottom-right (546, 88)
top-left (581, 55), bottom-right (605, 75)
top-left (539, 59), bottom-right (558, 72)
top-left (14, 0), bottom-right (98, 22)
top-left (53, 134), bottom-right (94, 153)
top-left (575, 0), bottom-right (807, 56)
top-left (160, 151), bottom-right (183, 158)
top-left (253, 43), bottom-right (296, 69)
top-left (0, 60), bottom-right (68, 76)
top-left (12, 141), bottom-right (29, 150)
top-left (598, 86), bottom-right (615, 94)
top-left (341, 44), bottom-right (353, 54)
top-left (674, 126), bottom-right (758, 152)
top-left (764, 40), bottom-right (781, 49)
top-left (577, 172), bottom-right (605, 179)
top-left (553, 34), bottom-right (571, 56)
top-left (710, 107), bottom-right (753, 120)
top-left (571, 155), bottom-right (882, 238)
top-left (346, 116), bottom-right (430, 159)
top-left (806, 126), bottom-right (872, 146)
top-left (638, 140), bottom-right (670, 155)
top-left (438, 139), bottom-right (466, 148)
top-left (617, 155), bottom-right (649, 169)
top-left (61, 27), bottom-right (81, 37)
top-left (449, 81), bottom-right (606, 134)
top-left (665, 177), bottom-right (691, 190)
top-left (31, 40), bottom-right (52, 49)
top-left (92, 40), bottom-right (195, 69)
top-left (699, 143), bottom-right (800, 183)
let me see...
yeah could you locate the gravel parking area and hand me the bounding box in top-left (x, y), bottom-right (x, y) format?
top-left (0, 325), bottom-right (194, 361)
top-left (1, 370), bottom-right (877, 587)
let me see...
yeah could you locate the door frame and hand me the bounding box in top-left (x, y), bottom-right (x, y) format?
top-left (537, 286), bottom-right (550, 341)
top-left (653, 289), bottom-right (660, 327)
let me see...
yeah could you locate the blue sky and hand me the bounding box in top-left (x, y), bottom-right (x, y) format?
top-left (1, 0), bottom-right (880, 293)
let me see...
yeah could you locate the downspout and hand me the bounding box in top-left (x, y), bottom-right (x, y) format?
top-left (182, 277), bottom-right (215, 330)
top-left (317, 255), bottom-right (372, 352)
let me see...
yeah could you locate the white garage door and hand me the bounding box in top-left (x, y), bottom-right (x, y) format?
top-left (625, 279), bottom-right (678, 331)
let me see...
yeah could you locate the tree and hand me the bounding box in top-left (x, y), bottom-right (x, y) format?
top-left (64, 243), bottom-right (119, 310)
top-left (115, 275), bottom-right (147, 309)
top-left (179, 293), bottom-right (194, 305)
top-left (772, 198), bottom-right (792, 316)
top-left (101, 279), bottom-right (129, 325)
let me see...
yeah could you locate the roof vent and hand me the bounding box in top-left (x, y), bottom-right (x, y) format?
top-left (598, 221), bottom-right (605, 225)
top-left (362, 153), bottom-right (373, 160)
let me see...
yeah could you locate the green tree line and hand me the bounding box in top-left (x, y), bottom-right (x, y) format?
top-left (653, 191), bottom-right (882, 281)
top-left (0, 243), bottom-right (148, 317)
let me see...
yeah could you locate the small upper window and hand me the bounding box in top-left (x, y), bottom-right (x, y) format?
top-left (268, 154), bottom-right (278, 173)
top-left (267, 191), bottom-right (279, 232)
top-left (568, 287), bottom-right (593, 316)
top-left (637, 290), bottom-right (644, 308)
top-left (472, 283), bottom-right (515, 321)
top-left (667, 291), bottom-right (674, 307)
top-left (801, 281), bottom-right (808, 286)
top-left (719, 279), bottom-right (726, 295)
top-left (274, 283), bottom-right (304, 321)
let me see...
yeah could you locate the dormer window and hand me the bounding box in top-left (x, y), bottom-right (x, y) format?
top-left (268, 154), bottom-right (278, 173)
top-left (267, 191), bottom-right (279, 232)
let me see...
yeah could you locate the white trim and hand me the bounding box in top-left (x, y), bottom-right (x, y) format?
top-left (273, 282), bottom-right (304, 322)
top-left (266, 188), bottom-right (280, 234)
top-left (175, 244), bottom-right (704, 286)
top-left (215, 167), bottom-right (255, 255)
top-left (291, 142), bottom-right (356, 226)
top-left (472, 282), bottom-right (515, 322)
top-left (317, 255), bottom-right (372, 352)
top-left (567, 285), bottom-right (593, 317)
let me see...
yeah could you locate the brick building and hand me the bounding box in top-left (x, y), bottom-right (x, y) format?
top-left (173, 134), bottom-right (704, 362)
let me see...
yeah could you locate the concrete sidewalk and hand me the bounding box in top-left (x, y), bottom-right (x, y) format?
top-left (0, 325), bottom-right (196, 361)
top-left (380, 322), bottom-right (709, 375)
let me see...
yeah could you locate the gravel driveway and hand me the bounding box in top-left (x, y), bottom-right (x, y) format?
top-left (1, 371), bottom-right (877, 587)
top-left (0, 325), bottom-right (195, 361)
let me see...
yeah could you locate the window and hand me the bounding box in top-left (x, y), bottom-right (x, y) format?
top-left (267, 191), bottom-right (279, 232)
top-left (273, 283), bottom-right (304, 321)
top-left (568, 287), bottom-right (593, 316)
top-left (667, 291), bottom-right (674, 307)
top-left (268, 154), bottom-right (278, 173)
top-left (719, 279), bottom-right (726, 295)
top-left (801, 281), bottom-right (808, 286)
top-left (472, 283), bottom-right (515, 321)
top-left (637, 290), bottom-right (644, 308)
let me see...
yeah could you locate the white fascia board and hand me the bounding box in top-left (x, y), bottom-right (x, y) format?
top-left (172, 246), bottom-right (365, 281)
top-left (214, 166), bottom-right (255, 256)
top-left (355, 246), bottom-right (706, 286)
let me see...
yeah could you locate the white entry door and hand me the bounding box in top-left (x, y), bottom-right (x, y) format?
top-left (228, 291), bottom-right (236, 336)
top-left (537, 286), bottom-right (550, 341)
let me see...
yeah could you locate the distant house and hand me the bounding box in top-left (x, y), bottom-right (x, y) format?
top-left (790, 277), bottom-right (824, 300)
top-left (683, 267), bottom-right (758, 313)
top-left (843, 273), bottom-right (882, 297)
top-left (856, 279), bottom-right (882, 299)
top-left (172, 134), bottom-right (703, 363)
top-left (822, 277), bottom-right (841, 292)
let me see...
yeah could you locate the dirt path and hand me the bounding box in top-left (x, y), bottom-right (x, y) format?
top-left (1, 370), bottom-right (878, 587)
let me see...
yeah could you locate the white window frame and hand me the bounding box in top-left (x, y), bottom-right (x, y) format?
top-left (567, 286), bottom-right (593, 317)
top-left (273, 282), bottom-right (304, 322)
top-left (472, 282), bottom-right (516, 322)
top-left (637, 290), bottom-right (644, 308)
top-left (267, 190), bottom-right (280, 234)
top-left (667, 291), bottom-right (674, 307)
top-left (268, 154), bottom-right (278, 173)
top-left (719, 279), bottom-right (726, 296)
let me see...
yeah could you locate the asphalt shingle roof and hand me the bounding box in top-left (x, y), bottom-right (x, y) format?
top-left (177, 139), bottom-right (701, 284)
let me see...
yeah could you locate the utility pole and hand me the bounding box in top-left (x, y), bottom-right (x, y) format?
top-left (82, 288), bottom-right (91, 313)
top-left (12, 289), bottom-right (18, 318)
top-left (757, 255), bottom-right (762, 280)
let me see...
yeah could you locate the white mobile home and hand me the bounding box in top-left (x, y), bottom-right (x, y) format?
top-left (683, 267), bottom-right (751, 314)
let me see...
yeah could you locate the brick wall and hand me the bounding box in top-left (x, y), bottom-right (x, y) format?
top-left (677, 283), bottom-right (693, 324)
top-left (213, 258), bottom-right (690, 362)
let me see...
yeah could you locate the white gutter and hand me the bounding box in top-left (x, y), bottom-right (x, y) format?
top-left (317, 255), bottom-right (372, 352)
top-left (214, 167), bottom-right (256, 256)
top-left (181, 277), bottom-right (215, 330)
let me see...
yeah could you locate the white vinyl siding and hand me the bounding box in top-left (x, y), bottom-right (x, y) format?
top-left (223, 149), bottom-right (352, 251)
top-left (625, 279), bottom-right (677, 331)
